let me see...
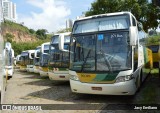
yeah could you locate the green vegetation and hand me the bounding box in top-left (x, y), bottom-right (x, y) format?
top-left (85, 0), bottom-right (160, 32)
top-left (151, 69), bottom-right (159, 77)
top-left (12, 39), bottom-right (51, 56)
top-left (1, 20), bottom-right (30, 34)
top-left (4, 33), bottom-right (14, 43)
top-left (1, 20), bottom-right (53, 56)
top-left (2, 20), bottom-right (52, 40)
top-left (136, 69), bottom-right (159, 104)
top-left (56, 27), bottom-right (72, 33)
top-left (145, 35), bottom-right (160, 46)
top-left (36, 29), bottom-right (48, 39)
top-left (139, 84), bottom-right (156, 104)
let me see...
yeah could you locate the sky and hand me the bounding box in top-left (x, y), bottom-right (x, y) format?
top-left (12, 0), bottom-right (94, 33)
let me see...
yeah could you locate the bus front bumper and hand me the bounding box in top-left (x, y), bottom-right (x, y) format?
top-left (70, 79), bottom-right (136, 95)
top-left (20, 66), bottom-right (27, 72)
top-left (4, 68), bottom-right (14, 76)
top-left (34, 68), bottom-right (39, 74)
top-left (28, 68), bottom-right (34, 73)
top-left (39, 71), bottom-right (48, 77)
top-left (48, 72), bottom-right (69, 81)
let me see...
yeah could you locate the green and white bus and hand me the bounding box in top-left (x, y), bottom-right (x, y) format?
top-left (69, 12), bottom-right (152, 95)
top-left (48, 32), bottom-right (70, 81)
top-left (0, 26), bottom-right (6, 104)
top-left (39, 42), bottom-right (50, 77)
top-left (26, 50), bottom-right (35, 72)
top-left (33, 46), bottom-right (41, 73)
top-left (20, 51), bottom-right (28, 71)
top-left (3, 42), bottom-right (15, 79)
top-left (15, 54), bottom-right (21, 69)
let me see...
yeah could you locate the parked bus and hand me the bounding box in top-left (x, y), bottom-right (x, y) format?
top-left (147, 45), bottom-right (160, 68)
top-left (0, 29), bottom-right (6, 104)
top-left (15, 54), bottom-right (21, 69)
top-left (39, 42), bottom-right (50, 77)
top-left (20, 51), bottom-right (28, 71)
top-left (48, 32), bottom-right (70, 81)
top-left (33, 46), bottom-right (41, 73)
top-left (26, 50), bottom-right (35, 72)
top-left (3, 42), bottom-right (15, 79)
top-left (1, 4), bottom-right (7, 103)
top-left (69, 12), bottom-right (153, 95)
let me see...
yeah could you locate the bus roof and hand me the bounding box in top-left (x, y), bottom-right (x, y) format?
top-left (75, 12), bottom-right (134, 22)
top-left (53, 32), bottom-right (71, 37)
top-left (41, 42), bottom-right (50, 46)
top-left (27, 50), bottom-right (35, 53)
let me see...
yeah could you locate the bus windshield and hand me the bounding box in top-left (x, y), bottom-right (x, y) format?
top-left (31, 53), bottom-right (34, 59)
top-left (20, 52), bottom-right (28, 66)
top-left (34, 47), bottom-right (41, 66)
top-left (34, 57), bottom-right (39, 66)
top-left (27, 58), bottom-right (34, 65)
top-left (44, 45), bottom-right (50, 53)
top-left (70, 32), bottom-right (132, 72)
top-left (73, 15), bottom-right (129, 34)
top-left (4, 50), bottom-right (13, 66)
top-left (147, 45), bottom-right (159, 53)
top-left (51, 35), bottom-right (59, 44)
top-left (40, 54), bottom-right (49, 67)
top-left (49, 43), bottom-right (69, 68)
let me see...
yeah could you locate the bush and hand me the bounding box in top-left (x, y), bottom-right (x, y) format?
top-left (4, 33), bottom-right (14, 43)
top-left (12, 39), bottom-right (51, 56)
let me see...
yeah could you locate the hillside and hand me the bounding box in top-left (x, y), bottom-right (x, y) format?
top-left (1, 20), bottom-right (52, 56)
top-left (1, 20), bottom-right (38, 42)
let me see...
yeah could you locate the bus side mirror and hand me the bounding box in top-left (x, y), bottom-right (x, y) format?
top-left (59, 34), bottom-right (64, 51)
top-left (129, 26), bottom-right (138, 46)
top-left (59, 35), bottom-right (69, 52)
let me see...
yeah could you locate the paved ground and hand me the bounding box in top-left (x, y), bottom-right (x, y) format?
top-left (1, 70), bottom-right (160, 113)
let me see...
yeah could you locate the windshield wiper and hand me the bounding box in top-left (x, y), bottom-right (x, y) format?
top-left (81, 49), bottom-right (91, 72)
top-left (100, 49), bottom-right (112, 73)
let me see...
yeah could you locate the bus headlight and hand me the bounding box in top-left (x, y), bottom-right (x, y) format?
top-left (125, 75), bottom-right (132, 81)
top-left (115, 76), bottom-right (125, 83)
top-left (116, 75), bottom-right (132, 83)
top-left (70, 75), bottom-right (79, 81)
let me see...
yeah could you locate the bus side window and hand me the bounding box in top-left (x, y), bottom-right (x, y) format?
top-left (134, 45), bottom-right (138, 71)
top-left (132, 17), bottom-right (136, 26)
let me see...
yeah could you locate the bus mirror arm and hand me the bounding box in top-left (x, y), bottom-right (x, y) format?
top-left (129, 26), bottom-right (138, 46)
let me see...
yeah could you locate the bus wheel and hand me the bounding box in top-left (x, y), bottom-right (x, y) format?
top-left (7, 76), bottom-right (12, 80)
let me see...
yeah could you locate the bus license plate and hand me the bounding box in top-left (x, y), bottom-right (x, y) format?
top-left (59, 76), bottom-right (65, 78)
top-left (91, 87), bottom-right (102, 91)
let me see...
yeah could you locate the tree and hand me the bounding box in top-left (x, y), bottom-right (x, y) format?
top-left (56, 28), bottom-right (72, 33)
top-left (85, 0), bottom-right (122, 16)
top-left (29, 29), bottom-right (35, 34)
top-left (36, 29), bottom-right (48, 39)
top-left (85, 0), bottom-right (160, 32)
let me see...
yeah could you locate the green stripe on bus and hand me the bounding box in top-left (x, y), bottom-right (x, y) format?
top-left (93, 73), bottom-right (118, 81)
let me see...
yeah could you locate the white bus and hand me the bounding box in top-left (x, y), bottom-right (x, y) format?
top-left (33, 46), bottom-right (41, 73)
top-left (15, 54), bottom-right (21, 69)
top-left (3, 42), bottom-right (15, 79)
top-left (48, 32), bottom-right (70, 81)
top-left (26, 50), bottom-right (35, 72)
top-left (39, 42), bottom-right (50, 77)
top-left (0, 28), bottom-right (6, 104)
top-left (19, 51), bottom-right (28, 71)
top-left (69, 12), bottom-right (153, 95)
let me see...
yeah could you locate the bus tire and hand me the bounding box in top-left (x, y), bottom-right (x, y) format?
top-left (7, 76), bottom-right (12, 80)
